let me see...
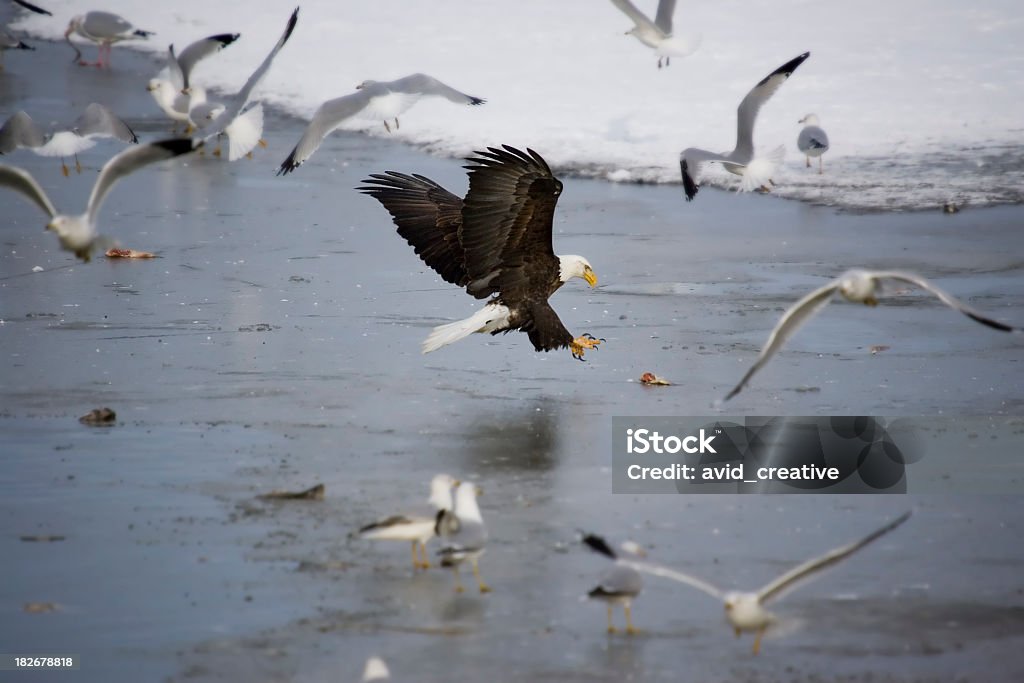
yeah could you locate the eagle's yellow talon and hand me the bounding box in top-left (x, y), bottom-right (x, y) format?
top-left (570, 334), bottom-right (603, 360)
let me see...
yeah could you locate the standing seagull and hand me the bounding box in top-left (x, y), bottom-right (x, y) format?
top-left (0, 26), bottom-right (33, 71)
top-left (608, 0), bottom-right (698, 68)
top-left (622, 511), bottom-right (913, 654)
top-left (277, 74), bottom-right (484, 174)
top-left (722, 269), bottom-right (1022, 402)
top-left (582, 533), bottom-right (646, 634)
top-left (0, 139), bottom-right (200, 261)
top-left (797, 113), bottom-right (830, 173)
top-left (357, 473), bottom-right (457, 571)
top-left (680, 52), bottom-right (810, 201)
top-left (435, 480), bottom-right (489, 594)
top-left (359, 146), bottom-right (602, 360)
top-left (64, 11), bottom-right (154, 68)
top-left (192, 7), bottom-right (298, 161)
top-left (147, 33), bottom-right (241, 133)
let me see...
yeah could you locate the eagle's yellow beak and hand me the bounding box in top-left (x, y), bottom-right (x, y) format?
top-left (584, 267), bottom-right (598, 288)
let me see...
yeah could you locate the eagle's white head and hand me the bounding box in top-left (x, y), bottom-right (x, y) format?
top-left (558, 254), bottom-right (598, 287)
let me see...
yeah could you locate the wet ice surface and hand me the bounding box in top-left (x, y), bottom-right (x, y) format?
top-left (1, 32), bottom-right (1024, 683)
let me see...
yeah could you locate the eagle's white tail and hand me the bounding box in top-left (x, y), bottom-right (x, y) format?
top-left (422, 303), bottom-right (510, 354)
top-left (226, 103), bottom-right (264, 161)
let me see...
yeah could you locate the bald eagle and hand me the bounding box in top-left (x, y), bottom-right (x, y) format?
top-left (359, 145), bottom-right (602, 360)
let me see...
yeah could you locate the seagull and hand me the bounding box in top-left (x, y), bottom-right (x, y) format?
top-left (147, 33), bottom-right (241, 133)
top-left (608, 0), bottom-right (698, 68)
top-left (10, 0), bottom-right (51, 15)
top-left (191, 7), bottom-right (297, 161)
top-left (581, 533), bottom-right (646, 634)
top-left (0, 138), bottom-right (200, 261)
top-left (1, 26), bottom-right (34, 70)
top-left (64, 11), bottom-right (153, 68)
top-left (435, 480), bottom-right (489, 594)
top-left (357, 473), bottom-right (457, 570)
top-left (277, 74), bottom-right (484, 175)
top-left (680, 52), bottom-right (809, 201)
top-left (723, 269), bottom-right (1022, 401)
top-left (361, 657), bottom-right (390, 682)
top-left (797, 113), bottom-right (830, 173)
top-left (0, 104), bottom-right (137, 176)
top-left (622, 511), bottom-right (913, 654)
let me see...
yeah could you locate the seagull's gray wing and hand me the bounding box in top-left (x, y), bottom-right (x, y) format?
top-left (73, 103), bottom-right (138, 143)
top-left (620, 558), bottom-right (725, 601)
top-left (798, 126), bottom-right (829, 154)
top-left (757, 511), bottom-right (913, 605)
top-left (176, 32), bottom-right (240, 89)
top-left (874, 271), bottom-right (1021, 333)
top-left (733, 52), bottom-right (810, 162)
top-left (203, 8), bottom-right (297, 141)
top-left (86, 138), bottom-right (198, 226)
top-left (592, 563), bottom-right (643, 598)
top-left (81, 11), bottom-right (134, 39)
top-left (11, 0), bottom-right (51, 16)
top-left (609, 0), bottom-right (658, 32)
top-left (0, 163), bottom-right (58, 217)
top-left (654, 0), bottom-right (677, 34)
top-left (679, 147), bottom-right (739, 201)
top-left (387, 73), bottom-right (485, 105)
top-left (0, 111), bottom-right (45, 154)
top-left (276, 90), bottom-right (373, 174)
top-left (723, 278), bottom-right (840, 401)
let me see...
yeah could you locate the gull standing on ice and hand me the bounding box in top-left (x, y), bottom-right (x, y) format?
top-left (0, 138), bottom-right (200, 261)
top-left (722, 269), bottom-right (1022, 401)
top-left (356, 473), bottom-right (457, 570)
top-left (581, 533), bottom-right (646, 634)
top-left (0, 104), bottom-right (137, 176)
top-left (147, 33), bottom-right (241, 133)
top-left (191, 7), bottom-right (298, 161)
top-left (64, 11), bottom-right (153, 68)
top-left (608, 0), bottom-right (698, 68)
top-left (435, 480), bottom-right (489, 594)
top-left (680, 52), bottom-right (809, 201)
top-left (622, 511), bottom-right (913, 654)
top-left (797, 113), bottom-right (830, 173)
top-left (0, 26), bottom-right (33, 70)
top-left (277, 74), bottom-right (484, 174)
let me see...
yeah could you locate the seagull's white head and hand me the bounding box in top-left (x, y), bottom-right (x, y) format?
top-left (355, 80), bottom-right (378, 90)
top-left (558, 254), bottom-right (598, 287)
top-left (620, 540), bottom-right (647, 558)
top-left (46, 215), bottom-right (97, 261)
top-left (837, 269), bottom-right (880, 305)
top-left (361, 656), bottom-right (390, 682)
top-left (723, 591), bottom-right (770, 629)
top-left (428, 473), bottom-right (458, 511)
top-left (798, 113), bottom-right (820, 126)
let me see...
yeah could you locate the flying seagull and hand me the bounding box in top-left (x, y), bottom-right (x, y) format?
top-left (622, 511), bottom-right (913, 654)
top-left (435, 480), bottom-right (489, 594)
top-left (723, 269), bottom-right (1022, 401)
top-left (64, 11), bottom-right (154, 68)
top-left (0, 104), bottom-right (137, 176)
top-left (0, 138), bottom-right (200, 261)
top-left (1, 26), bottom-right (34, 70)
top-left (10, 0), bottom-right (51, 15)
top-left (582, 533), bottom-right (646, 634)
top-left (147, 33), bottom-right (241, 133)
top-left (277, 74), bottom-right (484, 175)
top-left (797, 113), bottom-right (830, 173)
top-left (191, 7), bottom-right (298, 161)
top-left (608, 0), bottom-right (698, 68)
top-left (359, 146), bottom-right (603, 360)
top-left (680, 51), bottom-right (809, 201)
top-left (357, 473), bottom-right (456, 570)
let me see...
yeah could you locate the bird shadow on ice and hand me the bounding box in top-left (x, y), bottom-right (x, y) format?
top-left (450, 399), bottom-right (561, 475)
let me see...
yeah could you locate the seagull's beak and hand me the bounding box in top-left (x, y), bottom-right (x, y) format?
top-left (452, 479), bottom-right (461, 488)
top-left (45, 221), bottom-right (56, 232)
top-left (474, 485), bottom-right (483, 497)
top-left (146, 83), bottom-right (156, 91)
top-left (584, 267), bottom-right (598, 288)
